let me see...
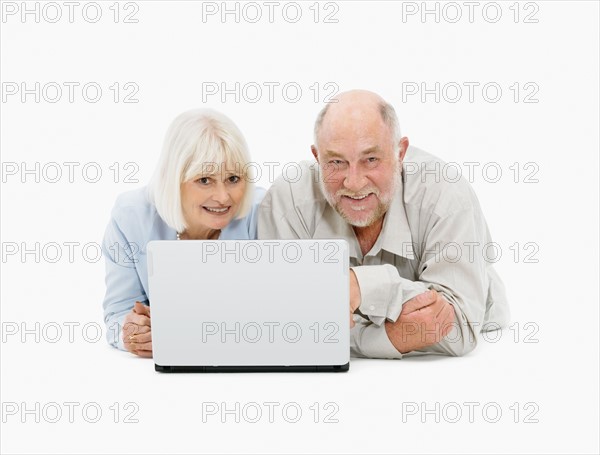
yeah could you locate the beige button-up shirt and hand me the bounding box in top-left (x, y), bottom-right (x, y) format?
top-left (258, 146), bottom-right (509, 359)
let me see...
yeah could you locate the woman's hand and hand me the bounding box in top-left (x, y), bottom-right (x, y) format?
top-left (123, 301), bottom-right (152, 357)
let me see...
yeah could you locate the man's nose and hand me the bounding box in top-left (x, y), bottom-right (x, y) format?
top-left (343, 165), bottom-right (368, 192)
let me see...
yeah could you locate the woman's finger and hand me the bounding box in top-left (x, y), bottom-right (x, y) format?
top-left (128, 313), bottom-right (151, 327)
top-left (129, 330), bottom-right (152, 344)
top-left (134, 301), bottom-right (151, 316)
top-left (134, 349), bottom-right (153, 358)
top-left (123, 323), bottom-right (150, 336)
top-left (131, 341), bottom-right (152, 352)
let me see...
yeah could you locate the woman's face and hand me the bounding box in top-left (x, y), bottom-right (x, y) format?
top-left (180, 165), bottom-right (247, 235)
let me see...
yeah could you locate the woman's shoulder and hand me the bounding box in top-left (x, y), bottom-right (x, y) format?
top-left (105, 186), bottom-right (174, 246)
top-left (110, 186), bottom-right (157, 227)
top-left (113, 185), bottom-right (151, 206)
top-left (252, 186), bottom-right (267, 205)
top-left (221, 186), bottom-right (267, 240)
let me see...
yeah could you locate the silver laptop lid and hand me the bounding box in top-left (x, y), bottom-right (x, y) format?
top-left (147, 240), bottom-right (350, 369)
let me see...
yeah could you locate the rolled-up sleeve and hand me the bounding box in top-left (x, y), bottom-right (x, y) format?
top-left (352, 264), bottom-right (429, 325)
top-left (350, 318), bottom-right (403, 359)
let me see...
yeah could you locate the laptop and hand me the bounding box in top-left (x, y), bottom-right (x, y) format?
top-left (147, 239), bottom-right (350, 372)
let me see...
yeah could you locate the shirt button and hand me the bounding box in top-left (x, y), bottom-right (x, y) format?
top-left (369, 305), bottom-right (375, 311)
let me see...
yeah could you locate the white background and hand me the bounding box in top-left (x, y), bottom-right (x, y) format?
top-left (1, 1), bottom-right (598, 453)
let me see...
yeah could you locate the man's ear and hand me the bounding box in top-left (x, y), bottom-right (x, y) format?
top-left (311, 145), bottom-right (319, 162)
top-left (398, 137), bottom-right (409, 163)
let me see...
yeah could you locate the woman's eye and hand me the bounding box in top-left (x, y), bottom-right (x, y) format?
top-left (228, 175), bottom-right (241, 184)
top-left (198, 177), bottom-right (211, 185)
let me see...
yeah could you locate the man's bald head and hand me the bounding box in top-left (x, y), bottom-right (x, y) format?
top-left (313, 90), bottom-right (401, 153)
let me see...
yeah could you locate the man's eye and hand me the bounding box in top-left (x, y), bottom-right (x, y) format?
top-left (228, 175), bottom-right (241, 183)
top-left (329, 160), bottom-right (343, 166)
top-left (367, 157), bottom-right (378, 163)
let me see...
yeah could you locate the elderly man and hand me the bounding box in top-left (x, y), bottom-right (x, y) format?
top-left (258, 90), bottom-right (509, 358)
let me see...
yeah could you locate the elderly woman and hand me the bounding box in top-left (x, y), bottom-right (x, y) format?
top-left (102, 109), bottom-right (264, 357)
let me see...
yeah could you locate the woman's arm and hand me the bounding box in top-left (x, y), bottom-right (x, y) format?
top-left (101, 215), bottom-right (148, 351)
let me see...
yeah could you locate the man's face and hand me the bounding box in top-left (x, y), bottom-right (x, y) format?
top-left (314, 114), bottom-right (403, 228)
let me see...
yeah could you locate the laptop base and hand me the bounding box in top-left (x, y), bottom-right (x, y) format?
top-left (155, 363), bottom-right (350, 373)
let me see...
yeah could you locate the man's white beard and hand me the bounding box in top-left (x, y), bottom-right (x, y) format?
top-left (318, 164), bottom-right (402, 228)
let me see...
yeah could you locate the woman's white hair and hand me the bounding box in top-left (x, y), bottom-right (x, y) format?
top-left (147, 109), bottom-right (254, 233)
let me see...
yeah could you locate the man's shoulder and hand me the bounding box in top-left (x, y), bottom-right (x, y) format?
top-left (265, 160), bottom-right (325, 210)
top-left (403, 146), bottom-right (480, 217)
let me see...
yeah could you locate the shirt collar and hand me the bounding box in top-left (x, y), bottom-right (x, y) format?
top-left (312, 179), bottom-right (414, 261)
top-left (372, 180), bottom-right (415, 260)
top-left (314, 203), bottom-right (362, 259)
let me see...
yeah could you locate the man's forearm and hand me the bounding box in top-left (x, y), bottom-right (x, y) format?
top-left (350, 259), bottom-right (487, 357)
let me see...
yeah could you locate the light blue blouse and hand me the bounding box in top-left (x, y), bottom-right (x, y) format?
top-left (101, 186), bottom-right (266, 350)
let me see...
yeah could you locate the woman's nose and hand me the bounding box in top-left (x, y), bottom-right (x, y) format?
top-left (212, 183), bottom-right (231, 204)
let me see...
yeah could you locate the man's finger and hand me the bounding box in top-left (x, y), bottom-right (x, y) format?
top-left (422, 295), bottom-right (445, 317)
top-left (434, 296), bottom-right (451, 319)
top-left (437, 302), bottom-right (455, 327)
top-left (402, 290), bottom-right (438, 315)
top-left (441, 319), bottom-right (454, 337)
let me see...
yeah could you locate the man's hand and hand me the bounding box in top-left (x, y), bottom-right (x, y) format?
top-left (384, 289), bottom-right (455, 354)
top-left (122, 301), bottom-right (152, 358)
top-left (349, 270), bottom-right (361, 328)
